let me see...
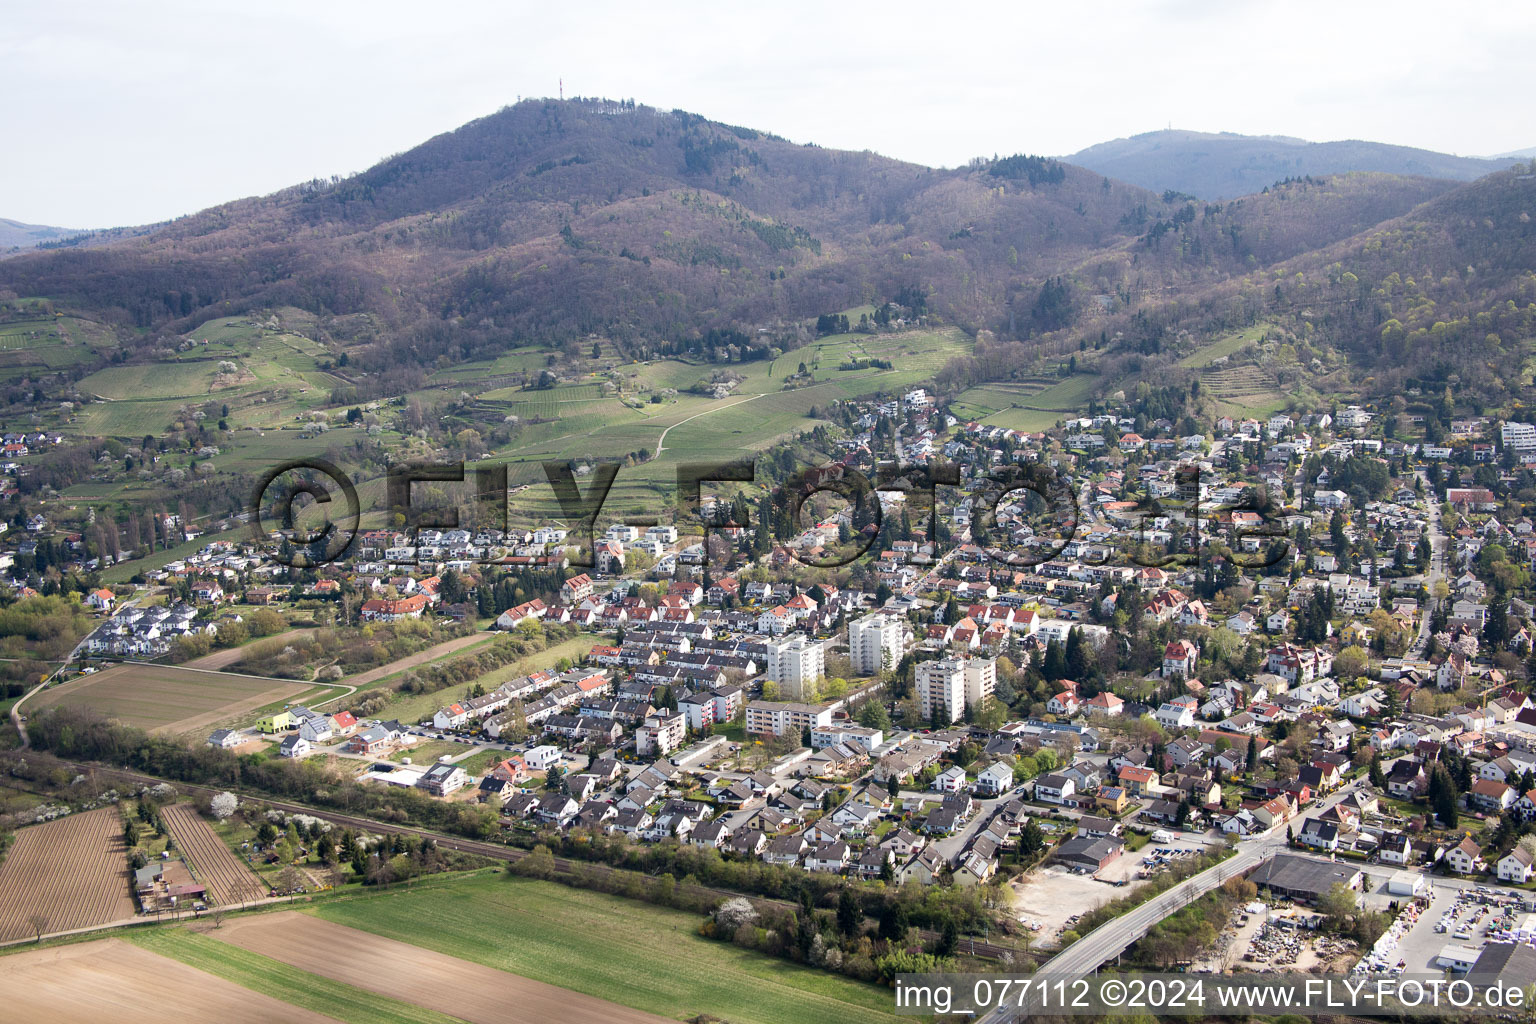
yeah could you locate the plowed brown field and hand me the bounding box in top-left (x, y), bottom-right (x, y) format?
top-left (161, 803), bottom-right (264, 905)
top-left (213, 912), bottom-right (671, 1024)
top-left (0, 807), bottom-right (135, 942)
top-left (0, 938), bottom-right (342, 1024)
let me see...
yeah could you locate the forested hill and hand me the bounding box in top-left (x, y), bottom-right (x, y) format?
top-left (0, 217), bottom-right (84, 250)
top-left (1067, 130), bottom-right (1517, 200)
top-left (0, 99), bottom-right (1528, 401)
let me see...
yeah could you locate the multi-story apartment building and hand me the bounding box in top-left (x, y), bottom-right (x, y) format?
top-left (766, 636), bottom-right (825, 701)
top-left (635, 708), bottom-right (686, 756)
top-left (848, 613), bottom-right (904, 675)
top-left (915, 656), bottom-right (996, 724)
top-left (744, 700), bottom-right (835, 736)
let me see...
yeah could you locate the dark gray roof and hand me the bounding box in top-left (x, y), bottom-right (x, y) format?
top-left (1469, 942), bottom-right (1536, 988)
top-left (1250, 854), bottom-right (1361, 897)
top-left (1056, 835), bottom-right (1125, 867)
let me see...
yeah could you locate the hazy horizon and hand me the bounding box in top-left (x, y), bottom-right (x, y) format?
top-left (5, 0), bottom-right (1533, 227)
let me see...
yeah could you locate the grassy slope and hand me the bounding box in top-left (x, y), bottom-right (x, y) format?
top-left (74, 314), bottom-right (340, 438)
top-left (377, 631), bottom-right (603, 724)
top-left (310, 872), bottom-right (899, 1024)
top-left (127, 929), bottom-right (469, 1024)
top-left (953, 372), bottom-right (1099, 431)
top-left (1174, 324), bottom-right (1268, 368)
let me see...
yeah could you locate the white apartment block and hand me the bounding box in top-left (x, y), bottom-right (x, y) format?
top-left (745, 700), bottom-right (834, 736)
top-left (848, 613), bottom-right (904, 675)
top-left (810, 723), bottom-right (884, 751)
top-left (635, 709), bottom-right (686, 756)
top-left (766, 636), bottom-right (825, 701)
top-left (915, 656), bottom-right (996, 724)
top-left (1504, 421), bottom-right (1536, 451)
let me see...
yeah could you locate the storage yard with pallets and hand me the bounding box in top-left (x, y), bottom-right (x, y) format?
top-left (160, 803), bottom-right (265, 906)
top-left (0, 806), bottom-right (136, 943)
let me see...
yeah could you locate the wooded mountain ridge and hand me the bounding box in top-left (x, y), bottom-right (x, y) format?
top-left (0, 99), bottom-right (1532, 403)
top-left (1065, 129), bottom-right (1522, 200)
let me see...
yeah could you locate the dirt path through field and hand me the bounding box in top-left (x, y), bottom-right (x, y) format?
top-left (183, 629), bottom-right (319, 670)
top-left (212, 911), bottom-right (672, 1024)
top-left (0, 938), bottom-right (343, 1024)
top-left (343, 632), bottom-right (491, 689)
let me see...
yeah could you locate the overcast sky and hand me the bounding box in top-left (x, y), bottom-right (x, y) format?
top-left (5, 0), bottom-right (1532, 228)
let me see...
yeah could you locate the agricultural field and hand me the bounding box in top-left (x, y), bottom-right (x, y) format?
top-left (79, 361), bottom-right (227, 401)
top-left (426, 343), bottom-right (554, 384)
top-left (211, 912), bottom-right (675, 1024)
top-left (72, 312), bottom-right (344, 439)
top-left (29, 663), bottom-right (314, 735)
top-left (0, 938), bottom-right (343, 1024)
top-left (0, 315), bottom-right (115, 382)
top-left (1176, 324), bottom-right (1268, 368)
top-left (310, 871), bottom-right (899, 1024)
top-left (129, 928), bottom-right (470, 1024)
top-left (417, 327), bottom-right (974, 525)
top-left (160, 804), bottom-right (267, 906)
top-left (0, 806), bottom-right (136, 942)
top-left (953, 373), bottom-right (1100, 432)
top-left (1201, 364), bottom-right (1288, 416)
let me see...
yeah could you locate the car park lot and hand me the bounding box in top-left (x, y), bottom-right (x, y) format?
top-left (1130, 836), bottom-right (1218, 878)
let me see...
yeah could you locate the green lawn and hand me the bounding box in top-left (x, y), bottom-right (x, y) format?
top-left (1021, 373), bottom-right (1098, 412)
top-left (0, 315), bottom-right (114, 382)
top-left (74, 312), bottom-right (342, 439)
top-left (190, 325), bottom-right (974, 532)
top-left (451, 749), bottom-right (503, 778)
top-left (128, 929), bottom-right (465, 1024)
top-left (954, 373), bottom-right (1099, 432)
top-left (376, 632), bottom-right (601, 724)
top-left (1175, 324), bottom-right (1268, 368)
top-left (311, 871), bottom-right (899, 1024)
top-left (386, 739), bottom-right (462, 765)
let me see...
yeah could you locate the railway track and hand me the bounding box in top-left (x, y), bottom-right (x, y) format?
top-left (41, 759), bottom-right (1033, 962)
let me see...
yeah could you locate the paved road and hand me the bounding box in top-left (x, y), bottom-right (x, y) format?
top-left (1409, 476), bottom-right (1446, 657)
top-left (7, 594), bottom-right (145, 748)
top-left (982, 777), bottom-right (1387, 1022)
top-left (929, 791), bottom-right (1015, 861)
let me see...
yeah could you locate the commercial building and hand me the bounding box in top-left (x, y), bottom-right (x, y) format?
top-left (1249, 854), bottom-right (1362, 902)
